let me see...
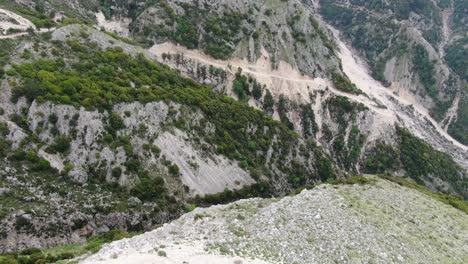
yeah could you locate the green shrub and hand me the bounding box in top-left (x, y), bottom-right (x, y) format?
top-left (328, 176), bottom-right (375, 185)
top-left (331, 72), bottom-right (361, 94)
top-left (174, 17), bottom-right (199, 49)
top-left (124, 158), bottom-right (141, 174)
top-left (232, 70), bottom-right (250, 102)
top-left (364, 143), bottom-right (399, 174)
top-left (151, 145), bottom-right (161, 156)
top-left (112, 167), bottom-right (122, 178)
top-left (57, 252), bottom-right (74, 260)
top-left (48, 135), bottom-right (70, 153)
top-left (19, 248), bottom-right (41, 256)
top-left (31, 158), bottom-right (50, 172)
top-left (108, 113), bottom-right (125, 134)
top-left (131, 176), bottom-right (166, 202)
top-left (84, 229), bottom-right (134, 253)
top-left (0, 256), bottom-right (17, 264)
top-left (168, 164), bottom-right (180, 176)
top-left (263, 89), bottom-right (274, 114)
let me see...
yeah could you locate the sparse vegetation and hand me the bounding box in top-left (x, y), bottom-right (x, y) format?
top-left (328, 176), bottom-right (375, 185)
top-left (331, 72), bottom-right (361, 94)
top-left (413, 44), bottom-right (438, 99)
top-left (379, 174), bottom-right (468, 214)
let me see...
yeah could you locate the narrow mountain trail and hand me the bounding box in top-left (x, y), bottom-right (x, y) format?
top-left (0, 8), bottom-right (54, 39)
top-left (0, 31), bottom-right (27, 39)
top-left (149, 43), bottom-right (392, 115)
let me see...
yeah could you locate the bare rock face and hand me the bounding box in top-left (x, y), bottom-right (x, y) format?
top-left (155, 130), bottom-right (254, 196)
top-left (22, 99), bottom-right (253, 193)
top-left (82, 177), bottom-right (468, 264)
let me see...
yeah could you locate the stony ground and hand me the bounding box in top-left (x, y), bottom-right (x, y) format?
top-left (82, 176), bottom-right (468, 264)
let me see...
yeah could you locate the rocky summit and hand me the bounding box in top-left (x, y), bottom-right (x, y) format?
top-left (0, 0), bottom-right (466, 263)
top-left (82, 177), bottom-right (467, 264)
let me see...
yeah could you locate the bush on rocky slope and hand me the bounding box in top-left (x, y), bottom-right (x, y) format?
top-left (363, 127), bottom-right (467, 198)
top-left (0, 39), bottom-right (18, 78)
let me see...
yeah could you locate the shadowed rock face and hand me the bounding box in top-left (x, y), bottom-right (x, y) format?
top-left (82, 177), bottom-right (468, 264)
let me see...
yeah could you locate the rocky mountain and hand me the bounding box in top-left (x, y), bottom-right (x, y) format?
top-left (0, 0), bottom-right (466, 258)
top-left (318, 0), bottom-right (468, 144)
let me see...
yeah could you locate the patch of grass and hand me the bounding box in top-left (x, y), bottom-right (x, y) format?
top-left (328, 176), bottom-right (376, 185)
top-left (193, 213), bottom-right (210, 221)
top-left (379, 174), bottom-right (468, 214)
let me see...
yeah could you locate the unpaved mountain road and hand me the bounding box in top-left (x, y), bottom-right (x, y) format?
top-left (150, 34), bottom-right (468, 169)
top-left (149, 40), bottom-right (467, 153)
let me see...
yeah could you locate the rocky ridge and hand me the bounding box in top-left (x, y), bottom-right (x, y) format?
top-left (82, 176), bottom-right (468, 264)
